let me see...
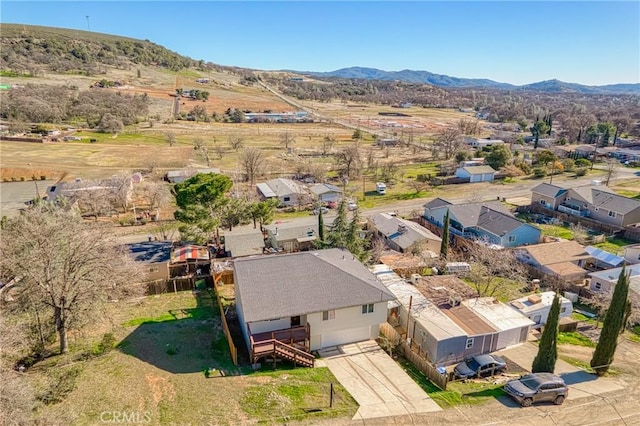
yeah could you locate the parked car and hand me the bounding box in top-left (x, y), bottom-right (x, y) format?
top-left (311, 207), bottom-right (329, 215)
top-left (453, 354), bottom-right (508, 379)
top-left (504, 373), bottom-right (568, 407)
top-left (347, 201), bottom-right (358, 211)
top-left (326, 200), bottom-right (337, 209)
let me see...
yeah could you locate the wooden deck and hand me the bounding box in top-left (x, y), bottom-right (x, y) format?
top-left (249, 323), bottom-right (314, 368)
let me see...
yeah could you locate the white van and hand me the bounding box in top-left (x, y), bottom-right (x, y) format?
top-left (376, 182), bottom-right (387, 195)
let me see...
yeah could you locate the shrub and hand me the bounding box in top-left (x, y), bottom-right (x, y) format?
top-left (94, 333), bottom-right (117, 355)
top-left (516, 161), bottom-right (532, 175)
top-left (533, 168), bottom-right (547, 178)
top-left (40, 175), bottom-right (46, 180)
top-left (562, 159), bottom-right (575, 172)
top-left (11, 177), bottom-right (17, 182)
top-left (575, 158), bottom-right (591, 168)
top-left (20, 176), bottom-right (25, 181)
top-left (576, 168), bottom-right (588, 177)
top-left (38, 367), bottom-right (82, 405)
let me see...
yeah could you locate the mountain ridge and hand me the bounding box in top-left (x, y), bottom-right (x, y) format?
top-left (296, 66), bottom-right (640, 94)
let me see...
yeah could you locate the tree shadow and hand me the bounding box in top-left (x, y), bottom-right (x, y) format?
top-left (117, 290), bottom-right (239, 375)
top-left (559, 370), bottom-right (597, 385)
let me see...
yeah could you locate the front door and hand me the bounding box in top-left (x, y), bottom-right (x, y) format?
top-left (290, 316), bottom-right (301, 327)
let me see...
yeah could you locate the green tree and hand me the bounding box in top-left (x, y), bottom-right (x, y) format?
top-left (484, 144), bottom-right (512, 169)
top-left (345, 207), bottom-right (369, 262)
top-left (352, 128), bottom-right (362, 140)
top-left (250, 199), bottom-right (278, 230)
top-left (535, 150), bottom-right (557, 167)
top-left (219, 198), bottom-right (250, 231)
top-left (532, 293), bottom-right (561, 373)
top-left (325, 200), bottom-right (349, 249)
top-left (173, 173), bottom-right (232, 243)
top-left (530, 120), bottom-right (550, 149)
top-left (591, 265), bottom-right (630, 376)
top-left (440, 209), bottom-right (450, 259)
top-left (318, 201), bottom-right (325, 243)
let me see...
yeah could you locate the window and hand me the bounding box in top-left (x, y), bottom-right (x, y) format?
top-left (539, 199), bottom-right (546, 205)
top-left (594, 282), bottom-right (601, 290)
top-left (322, 310), bottom-right (335, 321)
top-left (149, 266), bottom-right (159, 273)
top-left (508, 235), bottom-right (516, 243)
top-left (533, 315), bottom-right (542, 324)
top-left (283, 196), bottom-right (290, 202)
top-left (561, 307), bottom-right (567, 313)
top-left (361, 304), bottom-right (374, 314)
top-left (608, 211), bottom-right (616, 218)
top-left (465, 338), bottom-right (474, 349)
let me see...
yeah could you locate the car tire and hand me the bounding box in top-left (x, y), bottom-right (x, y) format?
top-left (554, 395), bottom-right (565, 405)
top-left (521, 398), bottom-right (533, 407)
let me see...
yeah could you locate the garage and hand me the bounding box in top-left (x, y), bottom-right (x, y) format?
top-left (320, 326), bottom-right (371, 348)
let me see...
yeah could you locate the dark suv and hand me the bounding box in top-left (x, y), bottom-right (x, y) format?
top-left (504, 373), bottom-right (568, 407)
top-left (453, 354), bottom-right (508, 379)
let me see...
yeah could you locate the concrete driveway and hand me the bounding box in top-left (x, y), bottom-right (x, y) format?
top-left (495, 343), bottom-right (623, 400)
top-left (317, 340), bottom-right (442, 420)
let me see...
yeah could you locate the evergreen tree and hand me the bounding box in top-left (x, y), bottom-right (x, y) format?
top-left (318, 201), bottom-right (325, 243)
top-left (440, 209), bottom-right (450, 259)
top-left (532, 293), bottom-right (560, 373)
top-left (591, 265), bottom-right (630, 376)
top-left (345, 206), bottom-right (368, 262)
top-left (325, 200), bottom-right (349, 248)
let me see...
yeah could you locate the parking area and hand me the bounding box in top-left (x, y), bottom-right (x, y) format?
top-left (0, 180), bottom-right (56, 217)
top-left (495, 342), bottom-right (624, 400)
top-left (317, 340), bottom-right (442, 420)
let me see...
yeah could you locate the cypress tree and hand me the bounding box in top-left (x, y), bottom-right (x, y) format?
top-left (325, 199), bottom-right (348, 249)
top-left (317, 201), bottom-right (325, 243)
top-left (440, 209), bottom-right (450, 259)
top-left (532, 293), bottom-right (561, 373)
top-left (591, 265), bottom-right (630, 376)
top-left (345, 207), bottom-right (368, 262)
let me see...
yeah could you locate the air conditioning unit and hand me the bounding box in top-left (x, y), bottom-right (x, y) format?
top-left (410, 273), bottom-right (420, 284)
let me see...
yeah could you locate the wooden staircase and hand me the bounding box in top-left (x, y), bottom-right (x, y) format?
top-left (251, 338), bottom-right (315, 368)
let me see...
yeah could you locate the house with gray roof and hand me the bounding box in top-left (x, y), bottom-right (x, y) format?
top-left (256, 178), bottom-right (311, 207)
top-left (310, 183), bottom-right (343, 203)
top-left (368, 213), bottom-right (441, 254)
top-left (530, 183), bottom-right (640, 227)
top-left (233, 248), bottom-right (395, 356)
top-left (263, 217), bottom-right (327, 253)
top-left (164, 168), bottom-right (221, 183)
top-left (223, 229), bottom-right (265, 258)
top-left (588, 264), bottom-right (640, 296)
top-left (423, 198), bottom-right (541, 248)
top-left (454, 165), bottom-right (497, 183)
top-left (127, 241), bottom-right (173, 281)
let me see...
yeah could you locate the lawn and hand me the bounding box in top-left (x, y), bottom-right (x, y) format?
top-left (557, 332), bottom-right (596, 347)
top-left (30, 291), bottom-right (357, 425)
top-left (593, 236), bottom-right (635, 255)
top-left (537, 224), bottom-right (574, 240)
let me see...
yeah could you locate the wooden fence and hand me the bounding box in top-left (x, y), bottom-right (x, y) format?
top-left (145, 276), bottom-right (213, 295)
top-left (213, 278), bottom-right (238, 366)
top-left (380, 322), bottom-right (448, 390)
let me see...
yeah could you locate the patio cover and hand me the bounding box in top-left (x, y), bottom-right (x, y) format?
top-left (585, 246), bottom-right (625, 268)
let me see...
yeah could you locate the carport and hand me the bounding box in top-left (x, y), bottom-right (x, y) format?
top-left (317, 340), bottom-right (442, 420)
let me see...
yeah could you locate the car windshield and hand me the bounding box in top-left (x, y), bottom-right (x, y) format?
top-left (465, 358), bottom-right (481, 371)
top-left (521, 375), bottom-right (541, 390)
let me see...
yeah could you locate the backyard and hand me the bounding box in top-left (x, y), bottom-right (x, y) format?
top-left (29, 291), bottom-right (357, 425)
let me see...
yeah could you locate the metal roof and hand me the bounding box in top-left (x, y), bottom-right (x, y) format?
top-left (371, 265), bottom-right (467, 341)
top-left (585, 246), bottom-right (625, 268)
top-left (256, 182), bottom-right (277, 198)
top-left (463, 298), bottom-right (534, 331)
top-left (127, 241), bottom-right (172, 264)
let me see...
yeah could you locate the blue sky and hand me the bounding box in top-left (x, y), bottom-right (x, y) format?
top-left (2, 1), bottom-right (639, 86)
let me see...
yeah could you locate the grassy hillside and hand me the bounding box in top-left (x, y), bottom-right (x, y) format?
top-left (0, 23), bottom-right (199, 74)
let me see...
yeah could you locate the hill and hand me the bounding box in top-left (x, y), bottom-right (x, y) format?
top-left (300, 67), bottom-right (640, 95)
top-left (0, 23), bottom-right (199, 75)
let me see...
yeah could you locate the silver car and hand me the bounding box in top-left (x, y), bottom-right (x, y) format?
top-left (504, 373), bottom-right (568, 407)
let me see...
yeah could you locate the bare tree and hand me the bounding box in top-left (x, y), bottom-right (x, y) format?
top-left (465, 242), bottom-right (527, 297)
top-left (0, 205), bottom-right (144, 354)
top-left (71, 180), bottom-right (114, 220)
top-left (280, 131), bottom-right (296, 150)
top-left (369, 237), bottom-right (387, 265)
top-left (228, 135), bottom-right (244, 152)
top-left (322, 135), bottom-right (336, 155)
top-left (336, 144), bottom-right (361, 179)
top-left (408, 179), bottom-right (429, 194)
top-left (135, 180), bottom-right (172, 213)
top-left (193, 138), bottom-right (211, 167)
top-left (457, 118), bottom-right (481, 135)
top-left (432, 128), bottom-right (463, 160)
top-left (239, 147), bottom-right (265, 186)
top-left (165, 131), bottom-right (176, 147)
top-left (603, 158), bottom-right (618, 186)
top-left (109, 172), bottom-right (133, 213)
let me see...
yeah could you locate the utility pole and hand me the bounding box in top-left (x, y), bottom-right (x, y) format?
top-left (85, 16), bottom-right (91, 31)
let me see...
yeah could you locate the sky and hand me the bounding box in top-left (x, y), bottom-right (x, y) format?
top-left (2, 1), bottom-right (639, 86)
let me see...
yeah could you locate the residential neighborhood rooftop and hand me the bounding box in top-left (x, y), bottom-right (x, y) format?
top-left (532, 183), bottom-right (567, 198)
top-left (223, 229), bottom-right (265, 258)
top-left (517, 240), bottom-right (590, 266)
top-left (369, 213), bottom-right (441, 251)
top-left (510, 291), bottom-right (572, 315)
top-left (234, 248), bottom-right (395, 323)
top-left (463, 297), bottom-right (535, 331)
top-left (459, 166), bottom-right (497, 175)
top-left (127, 241), bottom-right (173, 264)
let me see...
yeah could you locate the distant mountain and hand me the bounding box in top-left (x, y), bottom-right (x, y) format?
top-left (299, 67), bottom-right (640, 95)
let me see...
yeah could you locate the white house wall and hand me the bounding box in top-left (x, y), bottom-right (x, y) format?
top-left (307, 302), bottom-right (387, 350)
top-left (249, 318), bottom-right (295, 335)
